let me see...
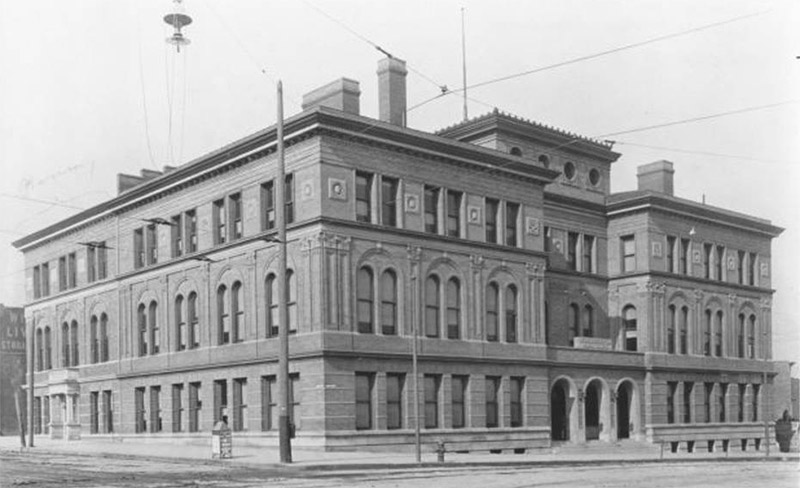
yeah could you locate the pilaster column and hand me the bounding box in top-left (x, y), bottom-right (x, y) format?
top-left (406, 245), bottom-right (422, 338)
top-left (525, 262), bottom-right (545, 344)
top-left (692, 289), bottom-right (704, 355)
top-left (726, 294), bottom-right (738, 358)
top-left (759, 297), bottom-right (772, 359)
top-left (470, 255), bottom-right (485, 341)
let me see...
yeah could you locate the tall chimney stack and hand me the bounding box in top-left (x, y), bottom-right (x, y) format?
top-left (637, 160), bottom-right (674, 196)
top-left (377, 57), bottom-right (407, 126)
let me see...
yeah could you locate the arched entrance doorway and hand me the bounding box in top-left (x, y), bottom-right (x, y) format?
top-left (584, 381), bottom-right (602, 441)
top-left (617, 382), bottom-right (631, 439)
top-left (550, 380), bottom-right (570, 441)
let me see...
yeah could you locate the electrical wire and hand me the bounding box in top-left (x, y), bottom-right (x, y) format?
top-left (408, 9), bottom-right (770, 113)
top-left (613, 140), bottom-right (800, 166)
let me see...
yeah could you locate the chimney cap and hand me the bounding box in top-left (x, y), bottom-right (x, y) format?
top-left (637, 159), bottom-right (674, 175)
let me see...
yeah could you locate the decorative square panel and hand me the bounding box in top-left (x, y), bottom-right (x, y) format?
top-left (692, 249), bottom-right (702, 264)
top-left (760, 262), bottom-right (769, 277)
top-left (405, 194), bottom-right (420, 213)
top-left (727, 256), bottom-right (736, 270)
top-left (553, 238), bottom-right (563, 253)
top-left (467, 205), bottom-right (481, 224)
top-left (328, 178), bottom-right (347, 201)
top-left (525, 217), bottom-right (541, 236)
top-left (301, 181), bottom-right (314, 201)
top-left (652, 241), bottom-right (663, 258)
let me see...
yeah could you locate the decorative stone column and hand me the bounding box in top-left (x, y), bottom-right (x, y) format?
top-left (525, 262), bottom-right (545, 344)
top-left (469, 255), bottom-right (485, 341)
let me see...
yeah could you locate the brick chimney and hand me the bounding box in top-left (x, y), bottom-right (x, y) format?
top-left (301, 78), bottom-right (361, 115)
top-left (377, 57), bottom-right (407, 127)
top-left (637, 160), bottom-right (674, 196)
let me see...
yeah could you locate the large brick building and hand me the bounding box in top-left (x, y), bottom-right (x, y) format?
top-left (14, 57), bottom-right (783, 452)
top-left (0, 304), bottom-right (26, 436)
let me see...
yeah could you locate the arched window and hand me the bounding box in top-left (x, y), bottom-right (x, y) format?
top-left (100, 313), bottom-right (109, 362)
top-left (714, 310), bottom-right (723, 357)
top-left (538, 154), bottom-right (550, 168)
top-left (188, 292), bottom-right (199, 349)
top-left (747, 315), bottom-right (756, 359)
top-left (737, 313), bottom-right (745, 358)
top-left (61, 322), bottom-right (70, 367)
top-left (680, 306), bottom-right (689, 354)
top-left (509, 146), bottom-right (522, 156)
top-left (446, 278), bottom-right (460, 339)
top-left (486, 282), bottom-right (499, 342)
top-left (381, 270), bottom-right (398, 335)
top-left (266, 270), bottom-right (297, 337)
top-left (35, 329), bottom-right (43, 371)
top-left (506, 285), bottom-right (518, 343)
top-left (176, 295), bottom-right (186, 351)
top-left (44, 327), bottom-right (52, 370)
top-left (90, 315), bottom-right (99, 364)
top-left (232, 281), bottom-right (244, 343)
top-left (704, 309), bottom-right (712, 356)
top-left (623, 305), bottom-right (637, 352)
top-left (137, 304), bottom-right (147, 356)
top-left (569, 303), bottom-right (580, 346)
top-left (218, 285), bottom-right (229, 345)
top-left (70, 320), bottom-right (79, 366)
top-left (582, 304), bottom-right (594, 338)
top-left (148, 302), bottom-right (159, 355)
top-left (357, 267), bottom-right (374, 333)
top-left (667, 305), bottom-right (676, 354)
top-left (425, 276), bottom-right (441, 338)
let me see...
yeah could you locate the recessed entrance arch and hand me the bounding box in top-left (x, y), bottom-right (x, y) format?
top-left (550, 378), bottom-right (576, 442)
top-left (583, 378), bottom-right (611, 442)
top-left (615, 379), bottom-right (640, 441)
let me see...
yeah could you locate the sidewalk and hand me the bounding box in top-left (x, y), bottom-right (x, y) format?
top-left (1, 435), bottom-right (796, 471)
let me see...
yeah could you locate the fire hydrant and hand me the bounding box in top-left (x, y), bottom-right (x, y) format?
top-left (436, 440), bottom-right (446, 463)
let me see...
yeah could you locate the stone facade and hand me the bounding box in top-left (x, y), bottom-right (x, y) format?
top-left (13, 60), bottom-right (784, 451)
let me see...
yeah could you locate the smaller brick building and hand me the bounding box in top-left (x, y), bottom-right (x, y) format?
top-left (0, 304), bottom-right (26, 435)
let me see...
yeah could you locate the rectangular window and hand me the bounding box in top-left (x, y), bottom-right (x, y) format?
top-left (666, 236), bottom-right (676, 273)
top-left (738, 384), bottom-right (746, 423)
top-left (285, 174), bottom-right (295, 225)
top-left (33, 265), bottom-right (41, 299)
top-left (737, 250), bottom-right (745, 285)
top-left (90, 391), bottom-right (99, 434)
top-left (185, 210), bottom-right (197, 253)
top-left (188, 382), bottom-right (201, 432)
top-left (485, 198), bottom-right (499, 243)
top-left (505, 202), bottom-right (519, 246)
top-left (68, 252), bottom-right (76, 288)
top-left (718, 383), bottom-right (727, 422)
top-left (97, 244), bottom-right (107, 280)
top-left (451, 375), bottom-right (467, 429)
top-left (748, 252), bottom-right (757, 286)
top-left (752, 384), bottom-right (759, 421)
top-left (683, 382), bottom-right (693, 423)
top-left (41, 262), bottom-right (50, 296)
top-left (229, 193), bottom-right (243, 241)
top-left (171, 214), bottom-right (183, 258)
top-left (704, 383), bottom-right (713, 423)
top-left (424, 186), bottom-right (440, 234)
top-left (172, 383), bottom-right (183, 433)
top-left (446, 190), bottom-right (462, 238)
top-left (424, 374), bottom-right (440, 429)
top-left (355, 373), bottom-right (374, 430)
top-left (567, 232), bottom-right (579, 271)
top-left (510, 377), bottom-right (524, 427)
top-left (33, 396), bottom-right (41, 434)
top-left (289, 373), bottom-right (300, 431)
top-left (44, 396), bottom-right (50, 434)
top-left (485, 376), bottom-right (500, 428)
top-left (355, 171), bottom-right (373, 223)
top-left (261, 376), bottom-right (276, 431)
top-left (667, 381), bottom-right (677, 424)
top-left (543, 226), bottom-right (552, 252)
top-left (150, 386), bottom-right (162, 433)
top-left (386, 373), bottom-right (404, 430)
top-left (680, 238), bottom-right (690, 275)
top-left (233, 378), bottom-right (247, 432)
top-left (381, 176), bottom-right (399, 227)
top-left (704, 243), bottom-right (713, 279)
top-left (145, 225), bottom-right (157, 265)
top-left (261, 181), bottom-right (275, 230)
top-left (102, 390), bottom-right (113, 433)
top-left (134, 387), bottom-right (147, 433)
top-left (87, 246), bottom-right (96, 283)
top-left (621, 235), bottom-right (636, 273)
top-left (583, 235), bottom-right (595, 273)
top-left (59, 255), bottom-right (68, 290)
top-left (213, 199), bottom-right (226, 245)
top-left (213, 379), bottom-right (228, 424)
top-left (716, 245), bottom-right (725, 281)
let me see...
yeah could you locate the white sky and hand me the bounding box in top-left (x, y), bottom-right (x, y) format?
top-left (0, 0), bottom-right (797, 363)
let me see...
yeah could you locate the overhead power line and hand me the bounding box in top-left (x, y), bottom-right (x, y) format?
top-left (613, 140), bottom-right (800, 166)
top-left (410, 9), bottom-right (769, 112)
